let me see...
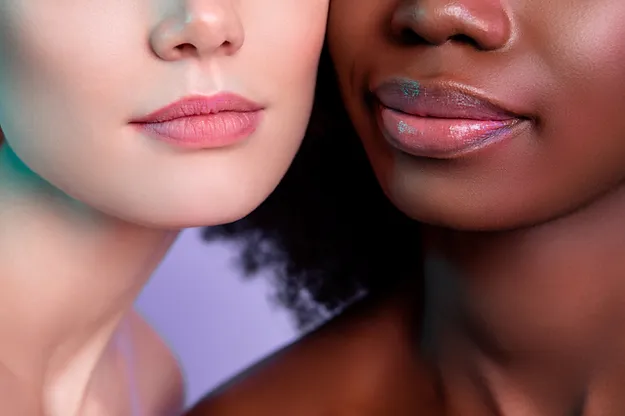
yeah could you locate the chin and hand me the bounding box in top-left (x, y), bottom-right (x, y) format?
top-left (116, 198), bottom-right (266, 229)
top-left (382, 177), bottom-right (593, 233)
top-left (62, 164), bottom-right (286, 229)
top-left (79, 185), bottom-right (270, 230)
top-left (387, 184), bottom-right (613, 233)
top-left (392, 200), bottom-right (536, 232)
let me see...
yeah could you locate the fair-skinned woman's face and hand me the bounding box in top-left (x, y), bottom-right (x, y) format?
top-left (0, 0), bottom-right (328, 228)
top-left (328, 0), bottom-right (625, 231)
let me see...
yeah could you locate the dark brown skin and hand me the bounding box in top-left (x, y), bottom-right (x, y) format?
top-left (186, 294), bottom-right (444, 416)
top-left (188, 0), bottom-right (625, 414)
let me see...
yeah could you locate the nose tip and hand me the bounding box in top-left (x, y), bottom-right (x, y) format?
top-left (391, 0), bottom-right (511, 51)
top-left (150, 5), bottom-right (245, 61)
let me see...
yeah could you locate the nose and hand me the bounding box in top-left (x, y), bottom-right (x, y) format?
top-left (390, 0), bottom-right (511, 51)
top-left (150, 0), bottom-right (245, 61)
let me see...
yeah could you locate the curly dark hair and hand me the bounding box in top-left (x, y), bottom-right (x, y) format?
top-left (202, 45), bottom-right (422, 331)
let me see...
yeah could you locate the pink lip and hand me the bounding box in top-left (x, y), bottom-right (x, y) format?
top-left (130, 93), bottom-right (264, 149)
top-left (373, 80), bottom-right (529, 159)
top-left (378, 106), bottom-right (521, 159)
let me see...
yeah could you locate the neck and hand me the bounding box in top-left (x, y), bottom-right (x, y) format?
top-left (0, 144), bottom-right (178, 413)
top-left (421, 184), bottom-right (625, 415)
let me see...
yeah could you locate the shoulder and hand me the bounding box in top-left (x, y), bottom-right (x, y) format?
top-left (184, 325), bottom-right (355, 416)
top-left (185, 296), bottom-right (441, 416)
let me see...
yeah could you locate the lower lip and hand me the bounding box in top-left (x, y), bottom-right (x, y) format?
top-left (378, 106), bottom-right (522, 159)
top-left (132, 111), bottom-right (262, 149)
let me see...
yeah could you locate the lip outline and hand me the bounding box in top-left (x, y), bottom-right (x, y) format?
top-left (130, 92), bottom-right (265, 124)
top-left (370, 78), bottom-right (533, 158)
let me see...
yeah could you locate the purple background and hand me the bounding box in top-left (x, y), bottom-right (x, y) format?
top-left (135, 228), bottom-right (298, 407)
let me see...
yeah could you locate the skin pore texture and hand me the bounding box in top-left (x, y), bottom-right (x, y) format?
top-left (189, 0), bottom-right (625, 415)
top-left (0, 0), bottom-right (327, 414)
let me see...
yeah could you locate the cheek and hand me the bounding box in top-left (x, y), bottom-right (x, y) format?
top-left (248, 3), bottom-right (327, 89)
top-left (535, 3), bottom-right (625, 169)
top-left (536, 2), bottom-right (625, 97)
top-left (242, 2), bottom-right (327, 142)
top-left (0, 2), bottom-right (151, 169)
top-left (1, 2), bottom-right (144, 78)
top-left (327, 0), bottom-right (384, 128)
top-left (327, 0), bottom-right (384, 64)
top-left (0, 2), bottom-right (147, 121)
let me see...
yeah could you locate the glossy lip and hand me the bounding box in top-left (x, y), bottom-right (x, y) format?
top-left (130, 93), bottom-right (265, 149)
top-left (372, 78), bottom-right (530, 159)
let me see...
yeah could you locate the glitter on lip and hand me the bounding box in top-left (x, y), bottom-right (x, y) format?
top-left (397, 120), bottom-right (417, 135)
top-left (400, 80), bottom-right (421, 99)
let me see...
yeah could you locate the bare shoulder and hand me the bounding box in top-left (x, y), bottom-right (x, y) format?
top-left (65, 310), bottom-right (185, 415)
top-left (0, 311), bottom-right (184, 415)
top-left (126, 309), bottom-right (186, 415)
top-left (185, 298), bottom-right (442, 416)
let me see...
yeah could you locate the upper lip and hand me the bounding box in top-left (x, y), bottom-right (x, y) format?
top-left (372, 78), bottom-right (525, 121)
top-left (131, 93), bottom-right (264, 123)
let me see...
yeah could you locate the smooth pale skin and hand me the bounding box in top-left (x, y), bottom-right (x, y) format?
top-left (0, 0), bottom-right (328, 414)
top-left (190, 0), bottom-right (625, 414)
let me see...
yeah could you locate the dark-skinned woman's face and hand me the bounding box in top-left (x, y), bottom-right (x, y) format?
top-left (328, 0), bottom-right (625, 230)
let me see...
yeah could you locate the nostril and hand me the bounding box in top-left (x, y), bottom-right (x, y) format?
top-left (449, 34), bottom-right (482, 49)
top-left (175, 40), bottom-right (233, 55)
top-left (395, 29), bottom-right (481, 48)
top-left (398, 28), bottom-right (426, 45)
top-left (175, 43), bottom-right (195, 51)
top-left (174, 43), bottom-right (198, 57)
top-left (220, 40), bottom-right (234, 52)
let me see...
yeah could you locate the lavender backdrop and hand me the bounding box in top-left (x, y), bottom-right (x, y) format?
top-left (135, 228), bottom-right (298, 407)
